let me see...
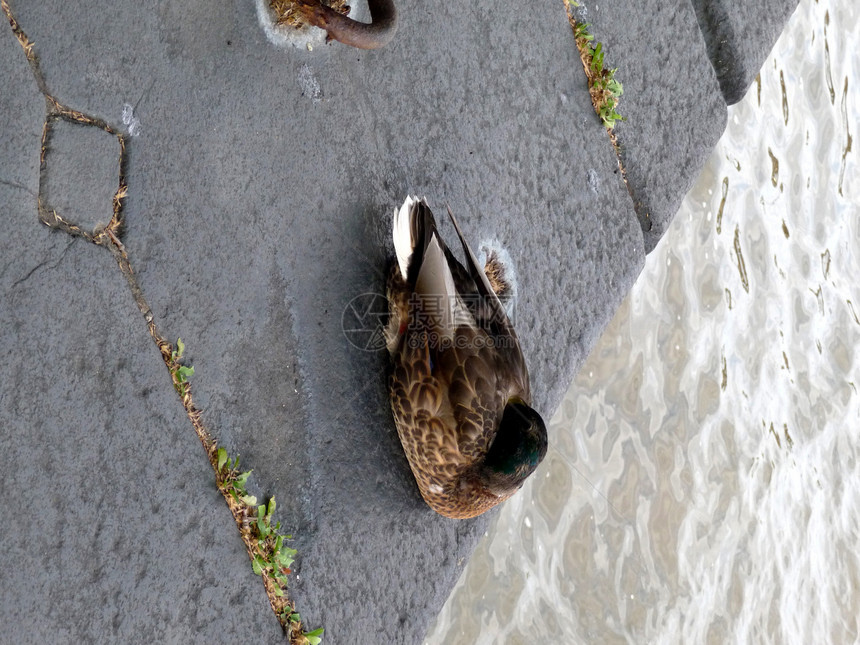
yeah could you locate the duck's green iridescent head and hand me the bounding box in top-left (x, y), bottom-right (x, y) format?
top-left (479, 399), bottom-right (548, 497)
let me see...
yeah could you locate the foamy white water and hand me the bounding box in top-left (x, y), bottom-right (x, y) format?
top-left (425, 0), bottom-right (860, 642)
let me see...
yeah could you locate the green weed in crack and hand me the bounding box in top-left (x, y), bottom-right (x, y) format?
top-left (572, 21), bottom-right (625, 129)
top-left (169, 338), bottom-right (195, 397)
top-left (562, 0), bottom-right (626, 131)
top-left (215, 446), bottom-right (324, 643)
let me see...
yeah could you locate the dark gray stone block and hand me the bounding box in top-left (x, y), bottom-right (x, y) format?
top-left (570, 0), bottom-right (728, 252)
top-left (691, 0), bottom-right (801, 105)
top-left (0, 233), bottom-right (284, 643)
top-left (41, 119), bottom-right (120, 232)
top-left (0, 23), bottom-right (283, 644)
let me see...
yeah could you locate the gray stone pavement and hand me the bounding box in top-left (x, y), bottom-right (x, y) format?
top-left (691, 0), bottom-right (802, 105)
top-left (0, 23), bottom-right (282, 641)
top-left (569, 0), bottom-right (728, 252)
top-left (0, 0), bottom-right (797, 642)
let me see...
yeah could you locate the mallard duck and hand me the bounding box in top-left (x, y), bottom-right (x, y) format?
top-left (386, 196), bottom-right (547, 519)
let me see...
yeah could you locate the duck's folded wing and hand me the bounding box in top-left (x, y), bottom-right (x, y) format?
top-left (445, 206), bottom-right (530, 400)
top-left (433, 327), bottom-right (505, 458)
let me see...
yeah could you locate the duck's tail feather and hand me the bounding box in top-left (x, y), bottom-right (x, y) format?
top-left (393, 195), bottom-right (441, 285)
top-left (392, 196), bottom-right (417, 280)
top-left (445, 205), bottom-right (499, 303)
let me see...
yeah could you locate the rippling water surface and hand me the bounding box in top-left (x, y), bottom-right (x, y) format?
top-left (425, 0), bottom-right (859, 641)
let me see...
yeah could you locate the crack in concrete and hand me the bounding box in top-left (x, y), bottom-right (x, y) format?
top-left (560, 0), bottom-right (652, 240)
top-left (10, 238), bottom-right (75, 289)
top-left (2, 1), bottom-right (305, 640)
top-left (38, 107), bottom-right (128, 239)
top-left (0, 176), bottom-right (35, 194)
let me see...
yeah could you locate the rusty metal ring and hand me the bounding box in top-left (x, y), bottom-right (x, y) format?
top-left (294, 0), bottom-right (397, 49)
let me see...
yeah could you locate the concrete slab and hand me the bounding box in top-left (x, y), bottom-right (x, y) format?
top-left (0, 242), bottom-right (285, 644)
top-left (40, 119), bottom-right (120, 232)
top-left (5, 0), bottom-right (646, 642)
top-left (691, 0), bottom-right (801, 105)
top-left (569, 0), bottom-right (728, 252)
top-left (0, 21), bottom-right (283, 644)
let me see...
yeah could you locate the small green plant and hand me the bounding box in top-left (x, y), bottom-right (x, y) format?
top-left (215, 446), bottom-right (323, 643)
top-left (250, 497), bottom-right (298, 594)
top-left (217, 448), bottom-right (257, 505)
top-left (282, 609), bottom-right (302, 624)
top-left (170, 338), bottom-right (195, 397)
top-left (573, 22), bottom-right (591, 40)
top-left (303, 628), bottom-right (324, 645)
top-left (571, 21), bottom-right (625, 128)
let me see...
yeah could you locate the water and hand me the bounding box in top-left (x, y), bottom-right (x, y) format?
top-left (425, 0), bottom-right (859, 642)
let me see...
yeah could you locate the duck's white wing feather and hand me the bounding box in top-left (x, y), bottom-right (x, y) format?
top-left (414, 235), bottom-right (474, 343)
top-left (392, 195), bottom-right (418, 280)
